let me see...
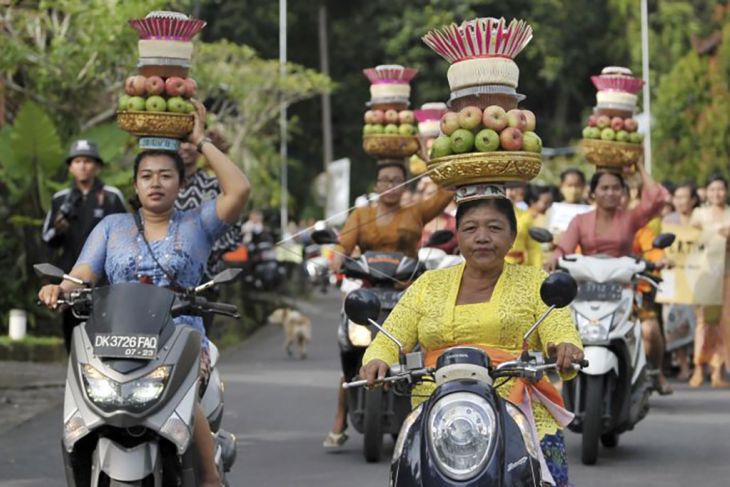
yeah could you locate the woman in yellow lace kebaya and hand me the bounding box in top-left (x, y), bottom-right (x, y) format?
top-left (361, 192), bottom-right (583, 487)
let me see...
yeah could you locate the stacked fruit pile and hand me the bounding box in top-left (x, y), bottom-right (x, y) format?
top-left (431, 106), bottom-right (541, 158)
top-left (361, 65), bottom-right (420, 159)
top-left (581, 66), bottom-right (644, 170)
top-left (421, 17), bottom-right (542, 188)
top-left (116, 11), bottom-right (206, 150)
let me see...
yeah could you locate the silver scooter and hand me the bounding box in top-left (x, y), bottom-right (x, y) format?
top-left (34, 263), bottom-right (239, 486)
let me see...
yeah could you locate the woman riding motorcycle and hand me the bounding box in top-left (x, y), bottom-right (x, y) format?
top-left (361, 192), bottom-right (584, 486)
top-left (38, 100), bottom-right (250, 487)
top-left (545, 158), bottom-right (671, 393)
top-left (323, 160), bottom-right (452, 448)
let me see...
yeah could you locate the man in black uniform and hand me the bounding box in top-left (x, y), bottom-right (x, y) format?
top-left (41, 139), bottom-right (127, 351)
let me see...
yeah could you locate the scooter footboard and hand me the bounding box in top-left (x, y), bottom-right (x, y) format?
top-left (91, 438), bottom-right (160, 485)
top-left (582, 346), bottom-right (619, 376)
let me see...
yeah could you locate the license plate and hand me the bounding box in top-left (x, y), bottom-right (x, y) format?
top-left (576, 282), bottom-right (623, 302)
top-left (93, 334), bottom-right (158, 359)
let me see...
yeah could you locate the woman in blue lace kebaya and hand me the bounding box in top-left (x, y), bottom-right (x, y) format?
top-left (38, 100), bottom-right (250, 487)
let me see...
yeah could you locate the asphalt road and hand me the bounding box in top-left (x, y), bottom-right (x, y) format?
top-left (1, 292), bottom-right (729, 486)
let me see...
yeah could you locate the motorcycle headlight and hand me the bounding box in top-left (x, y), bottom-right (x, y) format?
top-left (82, 365), bottom-right (171, 412)
top-left (392, 404), bottom-right (423, 464)
top-left (347, 321), bottom-right (373, 347)
top-left (428, 392), bottom-right (496, 481)
top-left (575, 314), bottom-right (611, 343)
top-left (505, 402), bottom-right (540, 459)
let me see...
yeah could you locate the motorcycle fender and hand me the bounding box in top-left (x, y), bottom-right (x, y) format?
top-left (92, 438), bottom-right (159, 483)
top-left (582, 346), bottom-right (619, 376)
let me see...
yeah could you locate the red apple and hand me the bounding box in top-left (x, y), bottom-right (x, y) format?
top-left (623, 118), bottom-right (638, 132)
top-left (364, 110), bottom-right (375, 124)
top-left (440, 112), bottom-right (460, 136)
top-left (596, 115), bottom-right (611, 129)
top-left (165, 76), bottom-right (186, 97)
top-left (482, 105), bottom-right (508, 131)
top-left (125, 75), bottom-right (147, 96)
top-left (611, 117), bottom-right (624, 131)
top-left (384, 109), bottom-right (399, 124)
top-left (457, 106), bottom-right (483, 130)
top-left (183, 78), bottom-right (197, 98)
top-left (522, 109), bottom-right (537, 131)
top-left (371, 110), bottom-right (385, 124)
top-left (506, 109), bottom-right (527, 130)
top-left (398, 110), bottom-right (415, 124)
top-left (587, 115), bottom-right (598, 127)
top-left (145, 76), bottom-right (165, 96)
top-left (499, 127), bottom-right (524, 151)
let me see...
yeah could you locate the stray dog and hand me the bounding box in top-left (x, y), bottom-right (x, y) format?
top-left (268, 308), bottom-right (312, 359)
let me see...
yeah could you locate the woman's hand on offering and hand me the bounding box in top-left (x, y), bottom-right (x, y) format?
top-left (187, 99), bottom-right (207, 145)
top-left (360, 359), bottom-right (390, 387)
top-left (38, 284), bottom-right (63, 310)
top-left (547, 342), bottom-right (584, 373)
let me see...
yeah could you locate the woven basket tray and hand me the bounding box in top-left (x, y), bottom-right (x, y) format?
top-left (581, 138), bottom-right (642, 168)
top-left (426, 151), bottom-right (542, 187)
top-left (362, 135), bottom-right (420, 158)
top-left (117, 111), bottom-right (194, 139)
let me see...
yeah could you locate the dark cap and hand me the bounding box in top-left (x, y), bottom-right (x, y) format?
top-left (65, 139), bottom-right (103, 165)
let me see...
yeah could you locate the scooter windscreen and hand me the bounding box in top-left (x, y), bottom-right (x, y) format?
top-left (85, 283), bottom-right (177, 361)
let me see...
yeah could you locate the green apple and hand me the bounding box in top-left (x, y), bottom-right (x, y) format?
top-left (118, 95), bottom-right (131, 111)
top-left (126, 96), bottom-right (146, 111)
top-left (184, 101), bottom-right (195, 113)
top-left (371, 124), bottom-right (384, 135)
top-left (600, 128), bottom-right (616, 141)
top-left (582, 126), bottom-right (593, 139)
top-left (629, 132), bottom-right (644, 144)
top-left (167, 96), bottom-right (187, 113)
top-left (145, 95), bottom-right (167, 112)
top-left (430, 135), bottom-right (452, 158)
top-left (616, 130), bottom-right (630, 142)
top-left (384, 123), bottom-right (399, 135)
top-left (522, 131), bottom-right (542, 153)
top-left (589, 127), bottom-right (602, 139)
top-left (450, 128), bottom-right (475, 154)
top-left (398, 124), bottom-right (415, 136)
top-left (474, 128), bottom-right (500, 152)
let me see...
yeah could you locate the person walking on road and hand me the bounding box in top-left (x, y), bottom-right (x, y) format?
top-left (41, 139), bottom-right (127, 352)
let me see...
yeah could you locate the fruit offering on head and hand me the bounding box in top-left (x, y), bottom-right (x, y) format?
top-left (506, 109), bottom-right (527, 131)
top-left (431, 134), bottom-right (453, 158)
top-left (398, 110), bottom-right (415, 124)
top-left (457, 106), bottom-right (483, 130)
top-left (450, 128), bottom-right (475, 154)
top-left (500, 127), bottom-right (524, 151)
top-left (482, 105), bottom-right (508, 132)
top-left (125, 75), bottom-right (147, 96)
top-left (165, 77), bottom-right (187, 97)
top-left (522, 131), bottom-right (542, 153)
top-left (474, 128), bottom-right (500, 152)
top-left (145, 95), bottom-right (167, 112)
top-left (440, 112), bottom-right (460, 136)
top-left (384, 109), bottom-right (400, 124)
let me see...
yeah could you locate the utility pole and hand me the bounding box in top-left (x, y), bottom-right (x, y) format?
top-left (279, 0), bottom-right (289, 236)
top-left (318, 2), bottom-right (333, 172)
top-left (640, 0), bottom-right (652, 174)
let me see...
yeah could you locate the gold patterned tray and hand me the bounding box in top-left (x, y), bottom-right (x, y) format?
top-left (581, 138), bottom-right (642, 168)
top-left (363, 135), bottom-right (420, 158)
top-left (427, 152), bottom-right (542, 187)
top-left (117, 111), bottom-right (194, 139)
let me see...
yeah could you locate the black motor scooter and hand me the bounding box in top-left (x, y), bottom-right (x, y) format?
top-left (344, 272), bottom-right (587, 486)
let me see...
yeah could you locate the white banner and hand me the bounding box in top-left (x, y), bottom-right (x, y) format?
top-left (326, 158), bottom-right (350, 226)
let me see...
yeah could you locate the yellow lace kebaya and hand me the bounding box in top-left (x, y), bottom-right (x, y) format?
top-left (362, 262), bottom-right (582, 437)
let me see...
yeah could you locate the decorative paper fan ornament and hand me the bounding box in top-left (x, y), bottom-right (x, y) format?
top-left (591, 67), bottom-right (644, 94)
top-left (129, 11), bottom-right (206, 41)
top-left (362, 65), bottom-right (418, 84)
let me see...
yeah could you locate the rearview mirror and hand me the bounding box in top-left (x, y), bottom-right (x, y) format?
top-left (213, 268), bottom-right (243, 285)
top-left (652, 233), bottom-right (675, 249)
top-left (33, 263), bottom-right (66, 281)
top-left (540, 272), bottom-right (577, 308)
top-left (528, 227), bottom-right (554, 244)
top-left (344, 289), bottom-right (381, 326)
top-left (311, 228), bottom-right (338, 245)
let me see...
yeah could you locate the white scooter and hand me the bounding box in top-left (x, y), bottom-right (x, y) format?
top-left (531, 229), bottom-right (675, 465)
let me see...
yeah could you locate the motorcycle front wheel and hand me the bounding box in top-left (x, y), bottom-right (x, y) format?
top-left (582, 374), bottom-right (604, 465)
top-left (362, 387), bottom-right (384, 463)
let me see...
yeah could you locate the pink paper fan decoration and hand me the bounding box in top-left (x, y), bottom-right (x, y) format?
top-left (129, 11), bottom-right (206, 41)
top-left (363, 65), bottom-right (418, 85)
top-left (415, 107), bottom-right (447, 123)
top-left (422, 17), bottom-right (533, 64)
top-left (591, 75), bottom-right (644, 94)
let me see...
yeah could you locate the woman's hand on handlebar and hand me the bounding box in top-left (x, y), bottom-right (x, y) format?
top-left (547, 342), bottom-right (584, 373)
top-left (359, 359), bottom-right (390, 387)
top-left (329, 252), bottom-right (345, 273)
top-left (38, 284), bottom-right (64, 310)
